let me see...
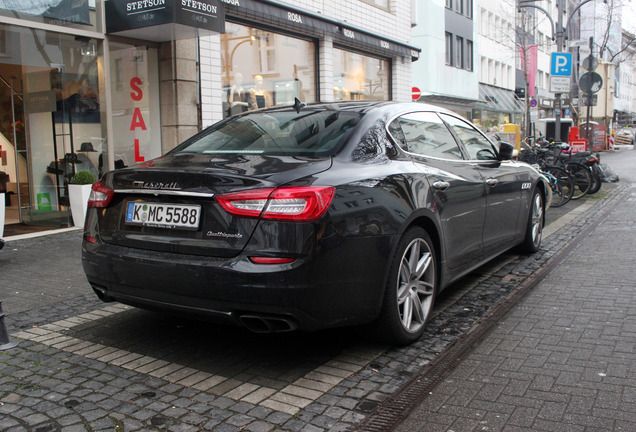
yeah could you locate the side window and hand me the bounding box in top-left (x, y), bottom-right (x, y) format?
top-left (389, 112), bottom-right (464, 160)
top-left (440, 114), bottom-right (498, 160)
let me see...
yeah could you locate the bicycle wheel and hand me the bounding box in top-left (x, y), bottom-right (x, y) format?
top-left (566, 162), bottom-right (592, 200)
top-left (545, 166), bottom-right (573, 207)
top-left (588, 170), bottom-right (602, 194)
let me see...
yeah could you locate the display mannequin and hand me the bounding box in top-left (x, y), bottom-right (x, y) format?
top-left (228, 72), bottom-right (248, 114)
top-left (248, 75), bottom-right (273, 110)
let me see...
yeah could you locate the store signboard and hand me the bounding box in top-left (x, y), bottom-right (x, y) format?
top-left (106, 0), bottom-right (225, 41)
top-left (24, 90), bottom-right (57, 115)
top-left (0, 0), bottom-right (90, 24)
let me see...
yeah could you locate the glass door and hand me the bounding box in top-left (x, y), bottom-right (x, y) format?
top-left (0, 23), bottom-right (103, 227)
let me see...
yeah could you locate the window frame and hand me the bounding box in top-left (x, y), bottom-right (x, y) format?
top-left (386, 111), bottom-right (466, 161)
top-left (455, 36), bottom-right (464, 69)
top-left (466, 40), bottom-right (473, 71)
top-left (445, 32), bottom-right (453, 66)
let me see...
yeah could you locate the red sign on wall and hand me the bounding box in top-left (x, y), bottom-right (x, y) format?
top-left (130, 77), bottom-right (146, 163)
top-left (569, 140), bottom-right (587, 154)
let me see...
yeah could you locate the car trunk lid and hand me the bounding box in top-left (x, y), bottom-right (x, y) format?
top-left (96, 154), bottom-right (332, 257)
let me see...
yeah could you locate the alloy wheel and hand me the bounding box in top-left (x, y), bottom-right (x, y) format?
top-left (397, 238), bottom-right (435, 332)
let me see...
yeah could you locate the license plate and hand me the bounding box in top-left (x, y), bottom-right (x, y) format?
top-left (125, 202), bottom-right (201, 230)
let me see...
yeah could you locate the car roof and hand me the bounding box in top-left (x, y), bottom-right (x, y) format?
top-left (243, 100), bottom-right (456, 116)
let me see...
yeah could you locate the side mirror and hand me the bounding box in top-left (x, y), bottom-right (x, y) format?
top-left (498, 142), bottom-right (514, 161)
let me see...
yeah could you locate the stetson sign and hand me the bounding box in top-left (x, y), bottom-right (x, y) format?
top-left (106, 0), bottom-right (224, 41)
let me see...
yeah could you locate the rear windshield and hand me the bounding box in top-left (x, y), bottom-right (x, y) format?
top-left (170, 110), bottom-right (363, 157)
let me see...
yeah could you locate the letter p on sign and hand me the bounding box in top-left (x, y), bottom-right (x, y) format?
top-left (551, 53), bottom-right (572, 77)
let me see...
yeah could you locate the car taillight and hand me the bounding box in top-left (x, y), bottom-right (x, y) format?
top-left (87, 181), bottom-right (115, 208)
top-left (216, 186), bottom-right (335, 222)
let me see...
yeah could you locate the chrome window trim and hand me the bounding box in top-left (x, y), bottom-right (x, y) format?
top-left (385, 110), bottom-right (472, 163)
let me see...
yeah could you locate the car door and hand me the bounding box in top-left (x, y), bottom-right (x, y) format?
top-left (388, 111), bottom-right (486, 271)
top-left (439, 114), bottom-right (522, 256)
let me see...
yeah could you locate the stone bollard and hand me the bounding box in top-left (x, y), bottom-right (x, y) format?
top-left (0, 299), bottom-right (17, 350)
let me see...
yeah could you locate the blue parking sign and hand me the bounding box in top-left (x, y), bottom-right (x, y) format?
top-left (551, 53), bottom-right (573, 76)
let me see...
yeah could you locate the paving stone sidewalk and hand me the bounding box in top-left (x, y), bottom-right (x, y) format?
top-left (395, 150), bottom-right (636, 432)
top-left (0, 151), bottom-right (632, 432)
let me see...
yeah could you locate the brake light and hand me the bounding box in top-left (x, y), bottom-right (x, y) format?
top-left (216, 186), bottom-right (335, 222)
top-left (87, 181), bottom-right (115, 208)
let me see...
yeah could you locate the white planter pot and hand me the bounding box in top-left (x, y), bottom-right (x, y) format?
top-left (0, 193), bottom-right (4, 238)
top-left (68, 184), bottom-right (92, 228)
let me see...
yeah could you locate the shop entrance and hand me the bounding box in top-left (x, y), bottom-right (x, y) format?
top-left (0, 24), bottom-right (102, 228)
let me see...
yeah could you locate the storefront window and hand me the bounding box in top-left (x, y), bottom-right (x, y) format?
top-left (220, 22), bottom-right (316, 118)
top-left (0, 23), bottom-right (103, 226)
top-left (106, 42), bottom-right (161, 175)
top-left (333, 48), bottom-right (390, 101)
top-left (0, 0), bottom-right (103, 33)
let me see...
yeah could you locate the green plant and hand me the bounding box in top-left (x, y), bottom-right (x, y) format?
top-left (70, 170), bottom-right (96, 185)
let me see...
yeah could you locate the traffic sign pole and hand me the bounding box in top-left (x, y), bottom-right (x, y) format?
top-left (554, 0), bottom-right (565, 144)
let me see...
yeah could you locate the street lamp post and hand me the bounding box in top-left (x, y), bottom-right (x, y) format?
top-left (518, 0), bottom-right (597, 143)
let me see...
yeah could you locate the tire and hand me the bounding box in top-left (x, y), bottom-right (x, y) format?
top-left (545, 166), bottom-right (573, 207)
top-left (373, 227), bottom-right (437, 345)
top-left (588, 170), bottom-right (602, 194)
top-left (566, 162), bottom-right (592, 200)
top-left (517, 189), bottom-right (544, 254)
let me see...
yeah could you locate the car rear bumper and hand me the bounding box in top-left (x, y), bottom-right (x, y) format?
top-left (82, 237), bottom-right (389, 332)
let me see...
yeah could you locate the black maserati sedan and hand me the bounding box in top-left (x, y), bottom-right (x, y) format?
top-left (82, 101), bottom-right (550, 345)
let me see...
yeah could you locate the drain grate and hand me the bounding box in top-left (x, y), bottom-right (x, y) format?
top-left (353, 187), bottom-right (628, 432)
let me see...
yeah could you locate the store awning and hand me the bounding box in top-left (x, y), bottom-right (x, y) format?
top-left (223, 0), bottom-right (421, 60)
top-left (104, 0), bottom-right (421, 59)
top-left (476, 84), bottom-right (524, 114)
top-left (105, 0), bottom-right (225, 42)
top-left (419, 92), bottom-right (481, 109)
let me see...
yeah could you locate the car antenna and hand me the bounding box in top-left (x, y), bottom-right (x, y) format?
top-left (293, 97), bottom-right (306, 113)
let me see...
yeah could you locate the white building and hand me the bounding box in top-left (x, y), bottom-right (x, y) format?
top-left (476, 0), bottom-right (524, 130)
top-left (411, 0), bottom-right (479, 119)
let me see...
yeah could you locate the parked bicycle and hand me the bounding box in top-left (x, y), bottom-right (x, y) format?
top-left (532, 138), bottom-right (593, 200)
top-left (518, 137), bottom-right (574, 207)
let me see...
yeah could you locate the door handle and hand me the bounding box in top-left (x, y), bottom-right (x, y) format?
top-left (432, 180), bottom-right (451, 191)
top-left (485, 178), bottom-right (498, 187)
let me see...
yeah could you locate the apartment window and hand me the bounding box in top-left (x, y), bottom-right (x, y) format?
top-left (466, 40), bottom-right (473, 71)
top-left (445, 33), bottom-right (453, 65)
top-left (361, 0), bottom-right (389, 10)
top-left (446, 0), bottom-right (452, 9)
top-left (456, 36), bottom-right (464, 69)
top-left (466, 0), bottom-right (473, 18)
top-left (454, 0), bottom-right (463, 14)
top-left (495, 16), bottom-right (501, 40)
top-left (480, 8), bottom-right (488, 35)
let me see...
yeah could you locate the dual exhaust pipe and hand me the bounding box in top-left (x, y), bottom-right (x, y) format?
top-left (91, 283), bottom-right (298, 333)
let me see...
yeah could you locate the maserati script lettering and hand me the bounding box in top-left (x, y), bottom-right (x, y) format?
top-left (133, 181), bottom-right (180, 190)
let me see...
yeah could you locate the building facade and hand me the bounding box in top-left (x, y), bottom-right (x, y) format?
top-left (0, 0), bottom-right (419, 229)
top-left (411, 0), bottom-right (479, 120)
top-left (476, 0), bottom-right (523, 131)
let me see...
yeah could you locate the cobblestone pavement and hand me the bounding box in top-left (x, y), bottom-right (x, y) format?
top-left (0, 150), bottom-right (633, 432)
